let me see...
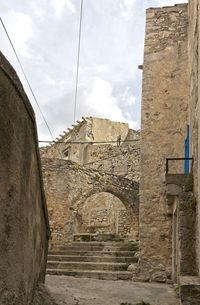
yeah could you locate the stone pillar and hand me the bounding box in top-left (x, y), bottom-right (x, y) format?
top-left (139, 4), bottom-right (189, 282)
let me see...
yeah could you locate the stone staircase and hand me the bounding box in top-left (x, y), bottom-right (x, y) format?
top-left (46, 240), bottom-right (138, 280)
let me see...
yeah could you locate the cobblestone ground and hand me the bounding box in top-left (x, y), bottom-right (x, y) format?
top-left (46, 275), bottom-right (179, 305)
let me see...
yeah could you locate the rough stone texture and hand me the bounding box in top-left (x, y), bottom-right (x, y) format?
top-left (41, 117), bottom-right (140, 181)
top-left (179, 276), bottom-right (200, 305)
top-left (167, 180), bottom-right (197, 284)
top-left (80, 192), bottom-right (131, 237)
top-left (31, 285), bottom-right (58, 305)
top-left (42, 158), bottom-right (139, 245)
top-left (188, 0), bottom-right (200, 276)
top-left (139, 4), bottom-right (189, 282)
top-left (0, 51), bottom-right (49, 304)
top-left (41, 118), bottom-right (140, 246)
top-left (179, 191), bottom-right (197, 276)
top-left (84, 141), bottom-right (140, 182)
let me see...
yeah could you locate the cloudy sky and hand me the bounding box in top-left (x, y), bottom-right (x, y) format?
top-left (0, 0), bottom-right (187, 142)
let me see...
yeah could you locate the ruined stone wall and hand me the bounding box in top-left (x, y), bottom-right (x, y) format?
top-left (0, 52), bottom-right (49, 305)
top-left (84, 140), bottom-right (140, 181)
top-left (41, 117), bottom-right (131, 164)
top-left (40, 120), bottom-right (88, 163)
top-left (41, 118), bottom-right (140, 246)
top-left (80, 192), bottom-right (134, 238)
top-left (188, 0), bottom-right (200, 275)
top-left (42, 158), bottom-right (139, 245)
top-left (139, 4), bottom-right (189, 282)
top-left (41, 121), bottom-right (140, 181)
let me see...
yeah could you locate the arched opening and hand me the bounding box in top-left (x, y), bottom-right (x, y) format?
top-left (74, 192), bottom-right (138, 240)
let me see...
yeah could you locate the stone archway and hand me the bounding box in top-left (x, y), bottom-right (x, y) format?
top-left (74, 191), bottom-right (138, 241)
top-left (42, 158), bottom-right (139, 245)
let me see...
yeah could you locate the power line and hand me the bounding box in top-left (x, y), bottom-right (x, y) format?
top-left (40, 146), bottom-right (139, 168)
top-left (0, 17), bottom-right (54, 142)
top-left (39, 139), bottom-right (140, 145)
top-left (73, 0), bottom-right (84, 124)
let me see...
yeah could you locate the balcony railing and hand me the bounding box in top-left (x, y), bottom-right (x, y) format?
top-left (166, 158), bottom-right (194, 175)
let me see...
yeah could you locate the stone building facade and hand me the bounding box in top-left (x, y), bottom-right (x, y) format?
top-left (0, 52), bottom-right (50, 305)
top-left (139, 3), bottom-right (189, 283)
top-left (41, 118), bottom-right (140, 245)
top-left (138, 0), bottom-right (200, 303)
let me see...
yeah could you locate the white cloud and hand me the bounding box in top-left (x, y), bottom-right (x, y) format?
top-left (44, 75), bottom-right (57, 87)
top-left (85, 77), bottom-right (137, 129)
top-left (121, 0), bottom-right (136, 21)
top-left (51, 0), bottom-right (76, 16)
top-left (121, 87), bottom-right (136, 106)
top-left (124, 0), bottom-right (136, 8)
top-left (127, 95), bottom-right (136, 107)
top-left (156, 0), bottom-right (188, 6)
top-left (95, 64), bottom-right (108, 73)
top-left (1, 11), bottom-right (33, 57)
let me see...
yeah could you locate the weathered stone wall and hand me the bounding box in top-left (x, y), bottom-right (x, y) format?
top-left (188, 0), bottom-right (200, 275)
top-left (178, 191), bottom-right (197, 276)
top-left (165, 174), bottom-right (197, 283)
top-left (42, 158), bottom-right (139, 245)
top-left (0, 52), bottom-right (49, 304)
top-left (41, 117), bottom-right (131, 164)
top-left (84, 139), bottom-right (140, 181)
top-left (139, 4), bottom-right (189, 282)
top-left (41, 117), bottom-right (140, 179)
top-left (41, 118), bottom-right (140, 246)
top-left (80, 192), bottom-right (133, 237)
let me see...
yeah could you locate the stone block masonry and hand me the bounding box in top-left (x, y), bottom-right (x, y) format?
top-left (42, 158), bottom-right (139, 246)
top-left (139, 4), bottom-right (189, 282)
top-left (84, 140), bottom-right (140, 182)
top-left (188, 0), bottom-right (200, 275)
top-left (41, 117), bottom-right (140, 246)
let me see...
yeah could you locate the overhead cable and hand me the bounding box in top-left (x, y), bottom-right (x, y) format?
top-left (73, 0), bottom-right (84, 124)
top-left (39, 139), bottom-right (140, 145)
top-left (0, 17), bottom-right (54, 142)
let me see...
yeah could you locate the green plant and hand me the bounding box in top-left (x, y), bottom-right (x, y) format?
top-left (187, 193), bottom-right (196, 209)
top-left (80, 235), bottom-right (90, 242)
top-left (184, 172), bottom-right (193, 192)
top-left (107, 234), bottom-right (124, 242)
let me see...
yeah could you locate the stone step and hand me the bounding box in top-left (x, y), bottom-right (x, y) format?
top-left (71, 241), bottom-right (138, 247)
top-left (50, 244), bottom-right (138, 252)
top-left (47, 241), bottom-right (139, 280)
top-left (73, 233), bottom-right (122, 242)
top-left (48, 254), bottom-right (138, 264)
top-left (48, 250), bottom-right (137, 257)
top-left (47, 261), bottom-right (129, 271)
top-left (46, 269), bottom-right (133, 280)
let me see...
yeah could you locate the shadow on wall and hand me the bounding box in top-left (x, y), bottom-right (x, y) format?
top-left (0, 51), bottom-right (50, 304)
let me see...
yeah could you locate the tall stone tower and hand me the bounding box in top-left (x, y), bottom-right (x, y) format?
top-left (139, 4), bottom-right (189, 282)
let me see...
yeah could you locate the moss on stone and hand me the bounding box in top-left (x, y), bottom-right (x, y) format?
top-left (184, 172), bottom-right (193, 192)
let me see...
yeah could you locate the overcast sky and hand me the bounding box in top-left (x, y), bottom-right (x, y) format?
top-left (0, 0), bottom-right (187, 142)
